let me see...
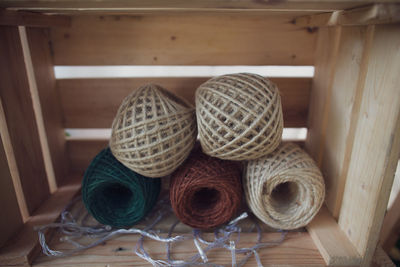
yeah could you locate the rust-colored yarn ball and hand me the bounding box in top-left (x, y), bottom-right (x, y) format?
top-left (169, 147), bottom-right (242, 229)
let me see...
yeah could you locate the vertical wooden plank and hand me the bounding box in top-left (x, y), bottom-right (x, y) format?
top-left (0, 26), bottom-right (50, 214)
top-left (0, 122), bottom-right (24, 248)
top-left (305, 26), bottom-right (341, 164)
top-left (19, 26), bottom-right (58, 193)
top-left (25, 27), bottom-right (68, 187)
top-left (0, 97), bottom-right (29, 222)
top-left (321, 26), bottom-right (374, 218)
top-left (380, 160), bottom-right (400, 251)
top-left (338, 24), bottom-right (400, 266)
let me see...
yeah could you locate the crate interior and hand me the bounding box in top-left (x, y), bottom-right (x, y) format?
top-left (1, 3), bottom-right (400, 267)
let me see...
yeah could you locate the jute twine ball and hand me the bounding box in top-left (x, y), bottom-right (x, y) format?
top-left (244, 142), bottom-right (325, 230)
top-left (110, 84), bottom-right (197, 178)
top-left (196, 73), bottom-right (283, 160)
top-left (170, 145), bottom-right (242, 229)
top-left (82, 148), bottom-right (161, 227)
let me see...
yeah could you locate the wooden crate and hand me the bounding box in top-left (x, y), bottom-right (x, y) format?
top-left (0, 1), bottom-right (399, 266)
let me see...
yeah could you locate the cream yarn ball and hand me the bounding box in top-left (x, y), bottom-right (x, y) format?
top-left (195, 73), bottom-right (283, 160)
top-left (110, 84), bottom-right (197, 178)
top-left (244, 142), bottom-right (325, 230)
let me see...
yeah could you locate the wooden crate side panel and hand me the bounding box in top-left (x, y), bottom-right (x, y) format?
top-left (58, 77), bottom-right (310, 128)
top-left (306, 25), bottom-right (376, 220)
top-left (0, 26), bottom-right (50, 214)
top-left (0, 135), bottom-right (24, 248)
top-left (321, 26), bottom-right (373, 218)
top-left (50, 14), bottom-right (316, 66)
top-left (26, 27), bottom-right (69, 187)
top-left (338, 24), bottom-right (400, 266)
top-left (305, 26), bottom-right (341, 164)
top-left (0, 176), bottom-right (81, 266)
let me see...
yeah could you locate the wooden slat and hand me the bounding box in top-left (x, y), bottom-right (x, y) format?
top-left (0, 176), bottom-right (81, 267)
top-left (58, 77), bottom-right (311, 128)
top-left (381, 160), bottom-right (400, 251)
top-left (0, 9), bottom-right (71, 27)
top-left (67, 139), bottom-right (306, 174)
top-left (33, 231), bottom-right (325, 267)
top-left (0, 0), bottom-right (392, 13)
top-left (338, 24), bottom-right (400, 266)
top-left (50, 14), bottom-right (316, 66)
top-left (306, 206), bottom-right (361, 266)
top-left (305, 27), bottom-right (341, 165)
top-left (0, 26), bottom-right (50, 214)
top-left (67, 139), bottom-right (107, 174)
top-left (26, 27), bottom-right (69, 187)
top-left (321, 26), bottom-right (374, 218)
top-left (0, 95), bottom-right (29, 222)
top-left (19, 26), bottom-right (58, 193)
top-left (0, 134), bottom-right (24, 248)
top-left (294, 4), bottom-right (400, 27)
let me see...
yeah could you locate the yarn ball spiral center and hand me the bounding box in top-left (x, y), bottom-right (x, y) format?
top-left (191, 188), bottom-right (221, 211)
top-left (269, 181), bottom-right (299, 214)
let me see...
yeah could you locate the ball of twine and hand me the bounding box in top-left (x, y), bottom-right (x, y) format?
top-left (170, 145), bottom-right (242, 229)
top-left (244, 142), bottom-right (325, 230)
top-left (110, 84), bottom-right (197, 178)
top-left (82, 148), bottom-right (161, 227)
top-left (195, 73), bottom-right (283, 161)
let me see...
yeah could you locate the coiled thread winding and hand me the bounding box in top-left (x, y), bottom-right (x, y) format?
top-left (110, 84), bottom-right (197, 177)
top-left (170, 146), bottom-right (242, 229)
top-left (82, 148), bottom-right (161, 227)
top-left (196, 73), bottom-right (283, 160)
top-left (244, 142), bottom-right (325, 230)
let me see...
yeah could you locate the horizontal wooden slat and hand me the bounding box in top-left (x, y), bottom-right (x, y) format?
top-left (293, 4), bottom-right (400, 27)
top-left (67, 139), bottom-right (306, 174)
top-left (0, 0), bottom-right (391, 13)
top-left (67, 139), bottom-right (107, 174)
top-left (50, 14), bottom-right (316, 65)
top-left (0, 10), bottom-right (71, 27)
top-left (307, 206), bottom-right (361, 266)
top-left (58, 77), bottom-right (311, 128)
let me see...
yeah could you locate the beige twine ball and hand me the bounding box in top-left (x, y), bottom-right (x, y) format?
top-left (110, 84), bottom-right (197, 178)
top-left (244, 142), bottom-right (325, 230)
top-left (195, 73), bottom-right (283, 161)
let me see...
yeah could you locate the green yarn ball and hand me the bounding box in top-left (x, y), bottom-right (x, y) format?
top-left (82, 148), bottom-right (161, 228)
